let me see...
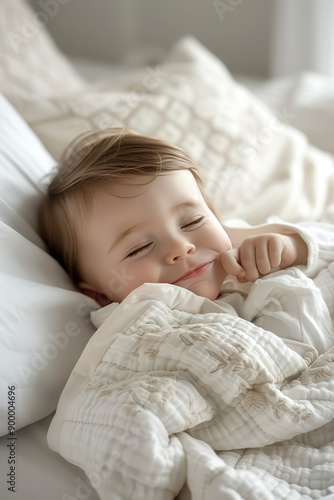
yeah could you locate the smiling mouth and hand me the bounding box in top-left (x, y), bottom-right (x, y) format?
top-left (173, 261), bottom-right (214, 284)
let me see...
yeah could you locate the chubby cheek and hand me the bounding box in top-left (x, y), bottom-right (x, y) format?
top-left (219, 230), bottom-right (233, 253)
top-left (201, 219), bottom-right (232, 253)
top-left (105, 261), bottom-right (159, 302)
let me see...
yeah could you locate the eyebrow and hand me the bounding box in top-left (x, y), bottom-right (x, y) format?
top-left (108, 200), bottom-right (203, 254)
top-left (174, 201), bottom-right (203, 210)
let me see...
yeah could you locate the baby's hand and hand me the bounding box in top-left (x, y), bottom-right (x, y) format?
top-left (221, 233), bottom-right (308, 282)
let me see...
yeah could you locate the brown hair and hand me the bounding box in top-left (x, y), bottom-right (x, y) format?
top-left (39, 128), bottom-right (215, 284)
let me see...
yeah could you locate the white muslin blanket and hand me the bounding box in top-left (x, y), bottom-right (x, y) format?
top-left (48, 281), bottom-right (334, 500)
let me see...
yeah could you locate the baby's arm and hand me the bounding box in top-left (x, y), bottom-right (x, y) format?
top-left (221, 232), bottom-right (308, 282)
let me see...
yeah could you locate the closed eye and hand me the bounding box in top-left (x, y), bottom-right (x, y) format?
top-left (182, 216), bottom-right (205, 229)
top-left (126, 242), bottom-right (153, 258)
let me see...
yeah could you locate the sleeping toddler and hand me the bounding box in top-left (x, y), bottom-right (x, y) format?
top-left (39, 128), bottom-right (334, 352)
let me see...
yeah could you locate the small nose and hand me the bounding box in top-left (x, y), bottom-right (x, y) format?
top-left (165, 238), bottom-right (196, 264)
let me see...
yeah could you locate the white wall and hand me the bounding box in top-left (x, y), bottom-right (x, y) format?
top-left (28, 0), bottom-right (274, 77)
top-left (270, 0), bottom-right (334, 78)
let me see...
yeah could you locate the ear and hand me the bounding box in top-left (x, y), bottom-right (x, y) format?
top-left (77, 282), bottom-right (112, 307)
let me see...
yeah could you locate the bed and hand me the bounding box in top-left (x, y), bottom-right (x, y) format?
top-left (1, 1), bottom-right (334, 499)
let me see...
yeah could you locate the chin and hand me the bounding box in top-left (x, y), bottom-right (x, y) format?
top-left (188, 281), bottom-right (220, 301)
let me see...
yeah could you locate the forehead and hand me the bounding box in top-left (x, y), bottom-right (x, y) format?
top-left (92, 170), bottom-right (204, 212)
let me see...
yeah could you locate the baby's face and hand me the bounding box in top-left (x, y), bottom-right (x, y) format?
top-left (76, 170), bottom-right (232, 304)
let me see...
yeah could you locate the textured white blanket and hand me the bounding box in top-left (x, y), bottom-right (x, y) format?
top-left (48, 283), bottom-right (334, 500)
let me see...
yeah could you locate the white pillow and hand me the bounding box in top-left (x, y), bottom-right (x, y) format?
top-left (0, 95), bottom-right (98, 436)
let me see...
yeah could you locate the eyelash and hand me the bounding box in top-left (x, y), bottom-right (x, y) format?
top-left (127, 243), bottom-right (153, 258)
top-left (126, 216), bottom-right (205, 258)
top-left (182, 215), bottom-right (205, 229)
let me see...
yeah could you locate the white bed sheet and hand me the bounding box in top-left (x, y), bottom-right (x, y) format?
top-left (0, 414), bottom-right (99, 500)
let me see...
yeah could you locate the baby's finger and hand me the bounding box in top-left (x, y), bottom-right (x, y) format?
top-left (239, 244), bottom-right (259, 281)
top-left (255, 239), bottom-right (272, 275)
top-left (268, 236), bottom-right (283, 268)
top-left (221, 249), bottom-right (245, 278)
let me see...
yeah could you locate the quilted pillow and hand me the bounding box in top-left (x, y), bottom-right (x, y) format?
top-left (4, 36), bottom-right (334, 226)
